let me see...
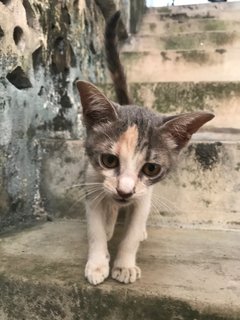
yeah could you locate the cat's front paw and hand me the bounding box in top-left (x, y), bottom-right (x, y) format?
top-left (112, 265), bottom-right (141, 284)
top-left (85, 259), bottom-right (109, 285)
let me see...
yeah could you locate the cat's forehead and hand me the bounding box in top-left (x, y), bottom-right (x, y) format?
top-left (113, 125), bottom-right (139, 157)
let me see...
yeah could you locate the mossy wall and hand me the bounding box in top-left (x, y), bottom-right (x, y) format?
top-left (101, 82), bottom-right (240, 113)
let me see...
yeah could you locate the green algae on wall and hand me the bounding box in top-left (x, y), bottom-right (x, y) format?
top-left (100, 82), bottom-right (240, 112)
top-left (162, 31), bottom-right (239, 50)
top-left (128, 82), bottom-right (240, 112)
top-left (179, 50), bottom-right (210, 65)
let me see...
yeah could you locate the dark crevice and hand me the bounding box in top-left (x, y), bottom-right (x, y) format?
top-left (52, 113), bottom-right (72, 131)
top-left (60, 92), bottom-right (72, 109)
top-left (6, 66), bottom-right (32, 89)
top-left (89, 40), bottom-right (96, 54)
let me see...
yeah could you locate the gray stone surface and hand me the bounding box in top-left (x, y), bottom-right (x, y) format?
top-left (0, 220), bottom-right (240, 319)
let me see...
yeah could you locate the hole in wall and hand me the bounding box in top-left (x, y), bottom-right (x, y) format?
top-left (73, 0), bottom-right (78, 8)
top-left (32, 46), bottom-right (44, 71)
top-left (22, 0), bottom-right (37, 28)
top-left (13, 26), bottom-right (25, 50)
top-left (6, 66), bottom-right (32, 89)
top-left (69, 44), bottom-right (77, 67)
top-left (0, 26), bottom-right (4, 38)
top-left (51, 37), bottom-right (75, 74)
top-left (61, 5), bottom-right (71, 25)
top-left (0, 0), bottom-right (11, 5)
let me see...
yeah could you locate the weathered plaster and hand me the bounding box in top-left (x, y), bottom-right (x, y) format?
top-left (0, 0), bottom-right (107, 230)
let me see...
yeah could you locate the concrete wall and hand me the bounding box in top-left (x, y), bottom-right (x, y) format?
top-left (0, 0), bottom-right (145, 232)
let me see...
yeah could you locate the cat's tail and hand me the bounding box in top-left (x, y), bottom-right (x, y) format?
top-left (105, 11), bottom-right (131, 105)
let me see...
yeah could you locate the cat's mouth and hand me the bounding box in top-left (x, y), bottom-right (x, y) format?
top-left (113, 196), bottom-right (131, 205)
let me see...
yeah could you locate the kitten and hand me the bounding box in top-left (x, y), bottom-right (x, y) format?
top-left (76, 11), bottom-right (214, 285)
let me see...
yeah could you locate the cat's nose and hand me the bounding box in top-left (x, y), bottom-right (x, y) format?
top-left (116, 188), bottom-right (133, 199)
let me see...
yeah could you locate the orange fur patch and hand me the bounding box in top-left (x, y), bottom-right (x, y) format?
top-left (116, 125), bottom-right (139, 157)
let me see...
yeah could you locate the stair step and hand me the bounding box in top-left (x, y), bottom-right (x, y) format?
top-left (120, 49), bottom-right (240, 82)
top-left (140, 18), bottom-right (240, 36)
top-left (147, 2), bottom-right (240, 20)
top-left (121, 32), bottom-right (240, 52)
top-left (101, 82), bottom-right (240, 130)
top-left (1, 220), bottom-right (240, 319)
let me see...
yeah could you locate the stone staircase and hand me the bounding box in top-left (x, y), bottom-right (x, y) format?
top-left (101, 2), bottom-right (240, 231)
top-left (1, 2), bottom-right (240, 319)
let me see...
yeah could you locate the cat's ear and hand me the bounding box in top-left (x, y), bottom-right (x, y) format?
top-left (161, 112), bottom-right (214, 150)
top-left (76, 80), bottom-right (118, 128)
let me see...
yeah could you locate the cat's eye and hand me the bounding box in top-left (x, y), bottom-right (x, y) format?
top-left (100, 154), bottom-right (119, 169)
top-left (142, 163), bottom-right (161, 177)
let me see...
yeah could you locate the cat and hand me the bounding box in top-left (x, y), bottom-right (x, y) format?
top-left (76, 11), bottom-right (214, 285)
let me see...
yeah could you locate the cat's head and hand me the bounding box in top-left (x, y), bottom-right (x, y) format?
top-left (77, 81), bottom-right (214, 205)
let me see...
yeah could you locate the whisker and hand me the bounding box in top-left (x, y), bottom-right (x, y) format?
top-left (67, 187), bottom-right (103, 212)
top-left (152, 197), bottom-right (173, 213)
top-left (66, 182), bottom-right (103, 190)
top-left (91, 190), bottom-right (106, 209)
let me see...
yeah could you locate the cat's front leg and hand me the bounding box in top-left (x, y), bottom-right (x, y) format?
top-left (112, 190), bottom-right (152, 284)
top-left (85, 201), bottom-right (109, 285)
top-left (105, 204), bottom-right (118, 241)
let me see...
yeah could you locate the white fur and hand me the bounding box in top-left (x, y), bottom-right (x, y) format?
top-left (118, 175), bottom-right (135, 194)
top-left (84, 164), bottom-right (153, 285)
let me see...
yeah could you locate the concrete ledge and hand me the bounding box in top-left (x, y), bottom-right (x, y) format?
top-left (120, 49), bottom-right (240, 82)
top-left (140, 18), bottom-right (240, 36)
top-left (121, 32), bottom-right (240, 52)
top-left (1, 220), bottom-right (240, 319)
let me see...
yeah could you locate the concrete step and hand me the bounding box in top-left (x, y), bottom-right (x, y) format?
top-left (101, 82), bottom-right (240, 130)
top-left (120, 49), bottom-right (240, 82)
top-left (140, 18), bottom-right (240, 36)
top-left (121, 31), bottom-right (240, 52)
top-left (1, 220), bottom-right (240, 319)
top-left (148, 2), bottom-right (240, 21)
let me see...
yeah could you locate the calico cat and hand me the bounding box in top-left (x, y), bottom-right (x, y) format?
top-left (76, 11), bottom-right (214, 285)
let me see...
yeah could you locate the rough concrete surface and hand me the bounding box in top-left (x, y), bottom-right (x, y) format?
top-left (0, 220), bottom-right (240, 320)
top-left (0, 0), bottom-right (107, 230)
